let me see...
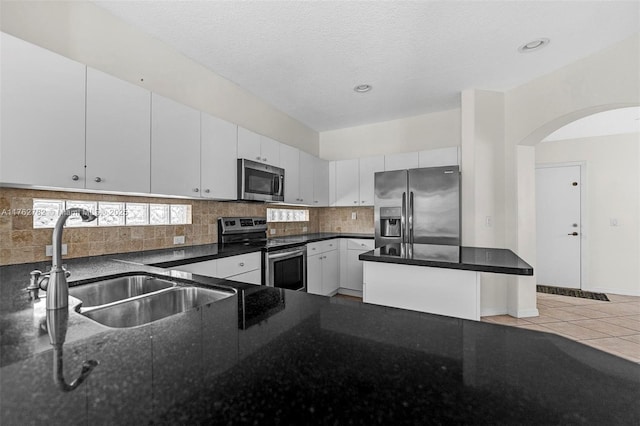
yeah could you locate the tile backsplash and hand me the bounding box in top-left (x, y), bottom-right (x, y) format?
top-left (0, 188), bottom-right (374, 265)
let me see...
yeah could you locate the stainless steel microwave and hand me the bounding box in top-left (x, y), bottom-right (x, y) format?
top-left (237, 158), bottom-right (285, 202)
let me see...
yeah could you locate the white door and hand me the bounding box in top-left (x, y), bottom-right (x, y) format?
top-left (335, 159), bottom-right (360, 206)
top-left (536, 165), bottom-right (582, 288)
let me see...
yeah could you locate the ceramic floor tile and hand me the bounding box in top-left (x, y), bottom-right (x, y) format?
top-left (620, 334), bottom-right (640, 345)
top-left (606, 294), bottom-right (640, 303)
top-left (587, 303), bottom-right (640, 316)
top-left (541, 322), bottom-right (610, 340)
top-left (579, 337), bottom-right (640, 363)
top-left (513, 323), bottom-right (553, 333)
top-left (558, 306), bottom-right (614, 319)
top-left (539, 308), bottom-right (591, 321)
top-left (536, 299), bottom-right (575, 308)
top-left (569, 319), bottom-right (638, 337)
top-left (600, 316), bottom-right (640, 332)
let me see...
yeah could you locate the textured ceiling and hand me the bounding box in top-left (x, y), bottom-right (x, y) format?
top-left (94, 1), bottom-right (640, 131)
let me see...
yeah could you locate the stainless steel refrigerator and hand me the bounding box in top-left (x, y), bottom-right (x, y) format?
top-left (374, 165), bottom-right (460, 247)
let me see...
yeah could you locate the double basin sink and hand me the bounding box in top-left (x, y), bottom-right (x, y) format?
top-left (69, 274), bottom-right (234, 328)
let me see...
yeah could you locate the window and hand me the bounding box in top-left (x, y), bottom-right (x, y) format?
top-left (266, 208), bottom-right (309, 222)
top-left (32, 199), bottom-right (191, 229)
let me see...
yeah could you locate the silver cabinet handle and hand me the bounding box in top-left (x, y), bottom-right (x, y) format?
top-left (354, 201), bottom-right (358, 204)
top-left (94, 177), bottom-right (102, 183)
top-left (262, 157), bottom-right (267, 162)
top-left (239, 262), bottom-right (245, 267)
top-left (329, 244), bottom-right (333, 247)
top-left (71, 175), bottom-right (79, 181)
top-left (311, 247), bottom-right (316, 251)
top-left (193, 188), bottom-right (199, 193)
top-left (256, 156), bottom-right (261, 160)
top-left (204, 189), bottom-right (210, 193)
top-left (361, 201), bottom-right (366, 203)
top-left (314, 201), bottom-right (318, 204)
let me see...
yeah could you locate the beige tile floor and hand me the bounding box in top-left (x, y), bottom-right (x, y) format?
top-left (482, 292), bottom-right (640, 363)
top-left (334, 292), bottom-right (640, 363)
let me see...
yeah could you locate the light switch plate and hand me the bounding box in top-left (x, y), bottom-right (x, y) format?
top-left (173, 235), bottom-right (185, 245)
top-left (270, 229), bottom-right (276, 235)
top-left (351, 212), bottom-right (357, 220)
top-left (46, 244), bottom-right (67, 256)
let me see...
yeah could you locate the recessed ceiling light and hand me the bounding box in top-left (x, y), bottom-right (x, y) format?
top-left (354, 84), bottom-right (372, 93)
top-left (518, 38), bottom-right (550, 53)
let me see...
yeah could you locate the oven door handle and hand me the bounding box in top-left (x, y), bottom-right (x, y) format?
top-left (268, 251), bottom-right (304, 260)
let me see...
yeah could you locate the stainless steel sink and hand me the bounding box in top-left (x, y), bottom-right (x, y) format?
top-left (69, 274), bottom-right (234, 328)
top-left (69, 275), bottom-right (177, 308)
top-left (80, 287), bottom-right (232, 328)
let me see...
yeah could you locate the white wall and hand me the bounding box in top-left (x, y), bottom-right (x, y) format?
top-left (0, 1), bottom-right (319, 155)
top-left (319, 109), bottom-right (460, 160)
top-left (536, 133), bottom-right (640, 296)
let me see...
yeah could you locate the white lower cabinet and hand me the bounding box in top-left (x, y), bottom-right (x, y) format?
top-left (307, 240), bottom-right (339, 296)
top-left (172, 252), bottom-right (261, 285)
top-left (341, 239), bottom-right (375, 296)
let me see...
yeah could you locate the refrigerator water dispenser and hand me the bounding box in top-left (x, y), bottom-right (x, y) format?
top-left (380, 207), bottom-right (401, 237)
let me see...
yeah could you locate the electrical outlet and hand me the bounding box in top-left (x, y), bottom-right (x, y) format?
top-left (46, 244), bottom-right (67, 256)
top-left (173, 235), bottom-right (185, 245)
top-left (485, 216), bottom-right (492, 227)
top-left (351, 212), bottom-right (357, 220)
top-left (303, 226), bottom-right (308, 232)
top-left (270, 229), bottom-right (276, 235)
top-left (610, 218), bottom-right (619, 227)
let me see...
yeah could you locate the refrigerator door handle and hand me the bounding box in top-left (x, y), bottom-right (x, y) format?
top-left (409, 191), bottom-right (414, 244)
top-left (401, 192), bottom-right (406, 243)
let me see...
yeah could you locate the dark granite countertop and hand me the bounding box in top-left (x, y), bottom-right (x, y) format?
top-left (2, 240), bottom-right (638, 424)
top-left (360, 243), bottom-right (534, 275)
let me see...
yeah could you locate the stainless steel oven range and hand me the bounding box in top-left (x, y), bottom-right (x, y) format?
top-left (217, 217), bottom-right (307, 291)
top-left (264, 244), bottom-right (307, 292)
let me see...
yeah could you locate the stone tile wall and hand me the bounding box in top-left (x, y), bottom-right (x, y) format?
top-left (0, 188), bottom-right (374, 265)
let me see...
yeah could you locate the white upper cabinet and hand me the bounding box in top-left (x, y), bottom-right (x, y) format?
top-left (384, 152), bottom-right (419, 171)
top-left (329, 161), bottom-right (337, 206)
top-left (201, 113), bottom-right (237, 199)
top-left (260, 135), bottom-right (281, 166)
top-left (418, 147), bottom-right (460, 167)
top-left (85, 68), bottom-right (151, 193)
top-left (313, 157), bottom-right (330, 206)
top-left (151, 94), bottom-right (201, 197)
top-left (298, 151), bottom-right (315, 205)
top-left (335, 159), bottom-right (360, 206)
top-left (279, 143), bottom-right (300, 203)
top-left (358, 156), bottom-right (385, 206)
top-left (0, 32), bottom-right (86, 188)
top-left (237, 127), bottom-right (280, 166)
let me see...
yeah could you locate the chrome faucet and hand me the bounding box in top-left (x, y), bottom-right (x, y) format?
top-left (40, 208), bottom-right (97, 310)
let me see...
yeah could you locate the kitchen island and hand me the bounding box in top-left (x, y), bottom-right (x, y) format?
top-left (360, 243), bottom-right (534, 320)
top-left (1, 246), bottom-right (638, 425)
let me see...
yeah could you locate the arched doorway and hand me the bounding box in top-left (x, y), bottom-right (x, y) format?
top-left (533, 106), bottom-right (640, 295)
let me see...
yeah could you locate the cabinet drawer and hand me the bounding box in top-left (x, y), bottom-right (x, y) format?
top-left (307, 239), bottom-right (338, 255)
top-left (227, 269), bottom-right (262, 285)
top-left (347, 239), bottom-right (374, 251)
top-left (217, 252), bottom-right (261, 278)
top-left (175, 259), bottom-right (218, 277)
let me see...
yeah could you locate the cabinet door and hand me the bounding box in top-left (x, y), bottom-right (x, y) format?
top-left (358, 155), bottom-right (385, 206)
top-left (312, 157), bottom-right (329, 206)
top-left (279, 144), bottom-right (300, 203)
top-left (345, 249), bottom-right (365, 292)
top-left (1, 33), bottom-right (85, 188)
top-left (329, 161), bottom-right (337, 206)
top-left (384, 152), bottom-right (419, 171)
top-left (151, 94), bottom-right (201, 197)
top-left (201, 113), bottom-right (237, 199)
top-left (418, 147), bottom-right (460, 167)
top-left (86, 68), bottom-right (151, 193)
top-left (298, 151), bottom-right (315, 205)
top-left (322, 250), bottom-right (339, 295)
top-left (237, 127), bottom-right (262, 161)
top-left (335, 159), bottom-right (360, 206)
top-left (307, 254), bottom-right (323, 295)
top-left (260, 136), bottom-right (281, 166)
top-left (228, 269), bottom-right (262, 285)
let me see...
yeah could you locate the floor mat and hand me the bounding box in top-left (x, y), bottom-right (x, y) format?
top-left (536, 285), bottom-right (609, 301)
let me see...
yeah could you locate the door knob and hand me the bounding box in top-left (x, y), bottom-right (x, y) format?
top-left (71, 175), bottom-right (79, 181)
top-left (568, 232), bottom-right (579, 236)
top-left (94, 177), bottom-right (102, 183)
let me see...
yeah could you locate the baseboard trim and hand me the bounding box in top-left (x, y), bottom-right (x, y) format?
top-left (480, 307), bottom-right (508, 317)
top-left (337, 288), bottom-right (363, 298)
top-left (508, 308), bottom-right (540, 318)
